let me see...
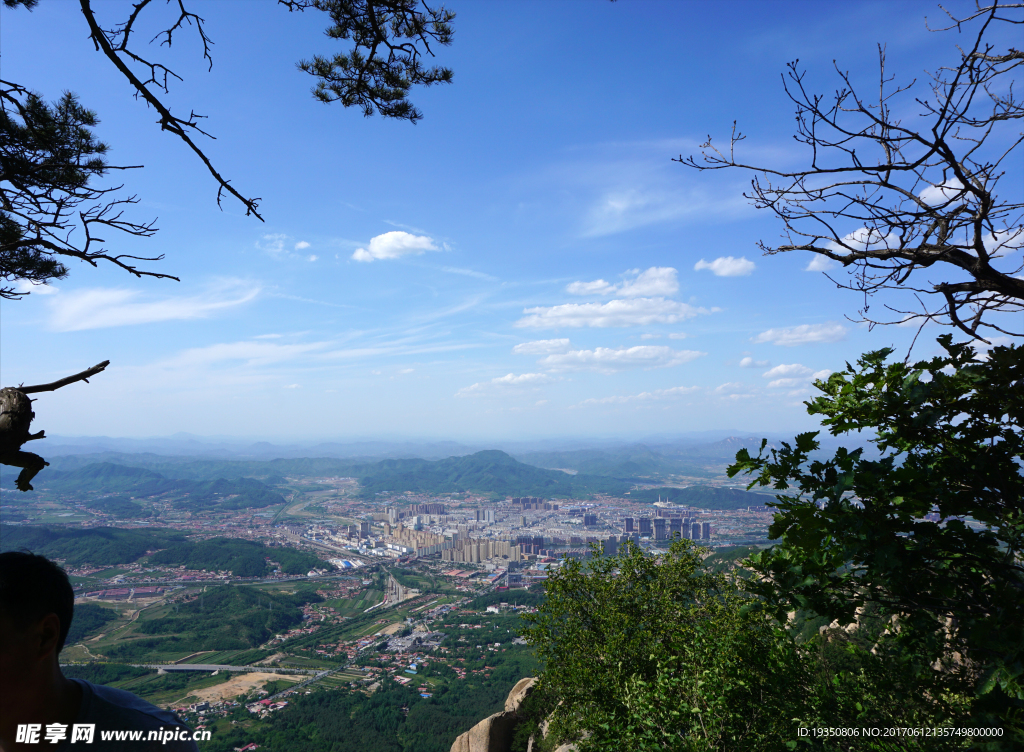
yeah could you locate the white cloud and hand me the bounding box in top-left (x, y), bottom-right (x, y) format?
top-left (577, 385), bottom-right (700, 405)
top-left (918, 179), bottom-right (965, 207)
top-left (512, 339), bottom-right (572, 355)
top-left (694, 256), bottom-right (755, 277)
top-left (257, 233), bottom-right (289, 256)
top-left (283, 384), bottom-right (300, 389)
top-left (538, 346), bottom-right (705, 373)
top-left (804, 255), bottom-right (836, 272)
top-left (257, 234), bottom-right (316, 260)
top-left (456, 372), bottom-right (553, 397)
top-left (752, 322), bottom-right (847, 346)
top-left (566, 267), bottom-right (679, 297)
top-left (515, 298), bottom-right (714, 329)
top-left (985, 228), bottom-right (1023, 258)
top-left (566, 279), bottom-right (614, 296)
top-left (11, 279), bottom-right (59, 296)
top-left (714, 382), bottom-right (760, 400)
top-left (829, 227), bottom-right (898, 254)
top-left (766, 377), bottom-right (808, 389)
top-left (739, 356), bottom-right (769, 368)
top-left (640, 333), bottom-right (661, 340)
top-left (47, 281), bottom-right (260, 332)
top-left (762, 363), bottom-right (813, 378)
top-left (763, 365), bottom-right (832, 389)
top-left (352, 231), bottom-right (438, 262)
top-left (308, 255), bottom-right (318, 262)
top-left (667, 332), bottom-right (688, 340)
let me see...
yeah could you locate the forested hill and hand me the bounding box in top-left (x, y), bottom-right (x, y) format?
top-left (0, 526), bottom-right (321, 574)
top-left (355, 450), bottom-right (631, 499)
top-left (36, 463), bottom-right (285, 510)
top-left (36, 451), bottom-right (630, 499)
top-left (513, 444), bottom-right (715, 479)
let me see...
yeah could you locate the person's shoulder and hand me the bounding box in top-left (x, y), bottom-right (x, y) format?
top-left (73, 679), bottom-right (199, 752)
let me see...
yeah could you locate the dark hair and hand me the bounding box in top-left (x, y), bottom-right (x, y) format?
top-left (0, 551), bottom-right (74, 653)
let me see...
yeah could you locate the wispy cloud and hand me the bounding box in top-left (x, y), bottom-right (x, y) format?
top-left (257, 234), bottom-right (312, 258)
top-left (714, 382), bottom-right (760, 400)
top-left (512, 339), bottom-right (572, 355)
top-left (752, 322), bottom-right (847, 346)
top-left (47, 280), bottom-right (260, 332)
top-left (739, 356), bottom-right (770, 368)
top-left (441, 266), bottom-right (499, 281)
top-left (694, 256), bottom-right (756, 277)
top-left (515, 298), bottom-right (715, 329)
top-left (804, 255), bottom-right (836, 272)
top-left (761, 363), bottom-right (832, 388)
top-left (538, 345), bottom-right (705, 373)
top-left (352, 231), bottom-right (439, 262)
top-left (581, 185), bottom-right (747, 237)
top-left (456, 372), bottom-right (554, 397)
top-left (576, 385), bottom-right (700, 405)
top-left (566, 267), bottom-right (678, 297)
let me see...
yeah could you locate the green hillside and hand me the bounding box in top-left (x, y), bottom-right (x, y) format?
top-left (148, 537), bottom-right (323, 577)
top-left (355, 450), bottom-right (630, 498)
top-left (515, 444), bottom-right (715, 479)
top-left (109, 584), bottom-right (321, 658)
top-left (39, 463), bottom-right (286, 510)
top-left (0, 525), bottom-right (186, 567)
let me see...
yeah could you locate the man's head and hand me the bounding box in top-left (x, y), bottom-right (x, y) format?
top-left (0, 551), bottom-right (74, 654)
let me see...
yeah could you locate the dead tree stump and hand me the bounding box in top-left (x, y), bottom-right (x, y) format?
top-left (0, 361), bottom-right (109, 491)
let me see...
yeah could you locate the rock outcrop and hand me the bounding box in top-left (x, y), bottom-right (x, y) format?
top-left (450, 677), bottom-right (536, 752)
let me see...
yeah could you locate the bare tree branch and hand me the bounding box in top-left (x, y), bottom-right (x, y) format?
top-left (19, 360), bottom-right (110, 394)
top-left (1, 362), bottom-right (110, 491)
top-left (680, 4), bottom-right (1024, 343)
top-left (78, 0), bottom-right (264, 220)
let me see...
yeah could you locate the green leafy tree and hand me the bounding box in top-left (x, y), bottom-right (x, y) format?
top-left (521, 540), bottom-right (808, 751)
top-left (730, 335), bottom-right (1023, 740)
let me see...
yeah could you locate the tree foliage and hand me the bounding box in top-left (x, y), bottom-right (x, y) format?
top-left (522, 540), bottom-right (990, 750)
top-left (0, 84), bottom-right (168, 298)
top-left (288, 0), bottom-right (455, 123)
top-left (521, 540), bottom-right (807, 751)
top-left (730, 335), bottom-right (1023, 738)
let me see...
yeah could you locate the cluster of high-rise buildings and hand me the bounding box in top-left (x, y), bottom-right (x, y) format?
top-left (337, 493), bottom-right (720, 568)
top-left (441, 537), bottom-right (521, 563)
top-left (511, 497), bottom-right (558, 510)
top-left (623, 516), bottom-right (710, 540)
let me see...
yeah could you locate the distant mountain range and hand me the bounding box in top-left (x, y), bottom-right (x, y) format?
top-left (34, 430), bottom-right (853, 463)
top-left (32, 463), bottom-right (286, 510)
top-left (5, 433), bottom-right (881, 505)
top-left (16, 451), bottom-right (629, 501)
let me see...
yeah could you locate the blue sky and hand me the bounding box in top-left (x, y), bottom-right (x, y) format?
top-left (2, 0), bottom-right (1019, 441)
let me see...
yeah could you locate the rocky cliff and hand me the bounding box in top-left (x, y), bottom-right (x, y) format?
top-left (450, 676), bottom-right (578, 752)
